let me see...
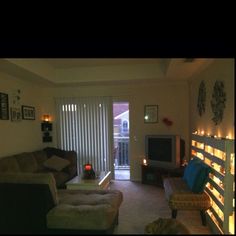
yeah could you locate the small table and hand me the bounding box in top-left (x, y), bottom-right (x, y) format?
top-left (66, 171), bottom-right (111, 190)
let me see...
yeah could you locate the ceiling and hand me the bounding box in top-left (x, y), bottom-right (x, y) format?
top-left (0, 58), bottom-right (214, 86)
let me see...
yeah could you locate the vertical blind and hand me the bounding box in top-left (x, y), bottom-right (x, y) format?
top-left (55, 96), bottom-right (113, 175)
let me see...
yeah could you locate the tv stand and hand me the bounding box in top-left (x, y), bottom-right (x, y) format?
top-left (141, 164), bottom-right (184, 188)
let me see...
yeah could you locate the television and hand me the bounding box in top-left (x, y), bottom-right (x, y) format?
top-left (145, 135), bottom-right (181, 169)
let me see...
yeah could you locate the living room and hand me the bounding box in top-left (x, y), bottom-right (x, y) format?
top-left (0, 58), bottom-right (234, 234)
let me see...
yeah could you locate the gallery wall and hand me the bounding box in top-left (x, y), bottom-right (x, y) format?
top-left (0, 72), bottom-right (44, 157)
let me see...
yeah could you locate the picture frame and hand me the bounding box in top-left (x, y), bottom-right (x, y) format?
top-left (144, 105), bottom-right (158, 123)
top-left (22, 105), bottom-right (35, 120)
top-left (11, 107), bottom-right (21, 121)
top-left (0, 92), bottom-right (9, 120)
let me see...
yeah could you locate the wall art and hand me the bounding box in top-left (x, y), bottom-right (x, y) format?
top-left (144, 105), bottom-right (158, 123)
top-left (211, 80), bottom-right (226, 125)
top-left (0, 92), bottom-right (9, 120)
top-left (197, 80), bottom-right (206, 116)
top-left (22, 105), bottom-right (35, 120)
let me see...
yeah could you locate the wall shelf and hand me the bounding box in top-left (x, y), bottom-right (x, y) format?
top-left (41, 122), bottom-right (53, 143)
top-left (191, 133), bottom-right (234, 234)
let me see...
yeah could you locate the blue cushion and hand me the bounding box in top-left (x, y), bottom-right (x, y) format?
top-left (192, 162), bottom-right (210, 193)
top-left (185, 161), bottom-right (210, 193)
top-left (183, 158), bottom-right (200, 182)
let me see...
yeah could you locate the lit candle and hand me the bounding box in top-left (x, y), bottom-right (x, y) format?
top-left (143, 158), bottom-right (147, 165)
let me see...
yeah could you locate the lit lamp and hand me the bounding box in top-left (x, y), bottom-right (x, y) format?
top-left (43, 114), bottom-right (50, 122)
top-left (83, 163), bottom-right (95, 179)
top-left (143, 158), bottom-right (147, 166)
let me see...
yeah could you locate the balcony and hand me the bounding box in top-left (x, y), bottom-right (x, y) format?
top-left (114, 137), bottom-right (130, 170)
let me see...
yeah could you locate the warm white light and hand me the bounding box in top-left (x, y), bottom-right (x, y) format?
top-left (201, 131), bottom-right (205, 135)
top-left (143, 158), bottom-right (147, 165)
top-left (144, 115), bottom-right (148, 120)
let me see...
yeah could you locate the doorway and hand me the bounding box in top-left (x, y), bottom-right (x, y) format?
top-left (113, 102), bottom-right (130, 180)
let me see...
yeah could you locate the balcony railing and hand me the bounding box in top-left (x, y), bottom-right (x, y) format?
top-left (114, 137), bottom-right (129, 169)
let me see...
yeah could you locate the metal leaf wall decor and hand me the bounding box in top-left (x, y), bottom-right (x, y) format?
top-left (197, 80), bottom-right (206, 116)
top-left (211, 81), bottom-right (226, 125)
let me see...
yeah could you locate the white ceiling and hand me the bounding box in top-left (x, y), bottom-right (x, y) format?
top-left (0, 58), bottom-right (214, 86)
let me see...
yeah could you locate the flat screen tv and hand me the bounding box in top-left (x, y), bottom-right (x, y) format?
top-left (145, 135), bottom-right (181, 169)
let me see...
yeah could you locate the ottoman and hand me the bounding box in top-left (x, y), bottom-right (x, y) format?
top-left (47, 189), bottom-right (123, 234)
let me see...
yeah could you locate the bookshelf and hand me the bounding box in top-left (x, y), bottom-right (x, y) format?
top-left (191, 133), bottom-right (234, 234)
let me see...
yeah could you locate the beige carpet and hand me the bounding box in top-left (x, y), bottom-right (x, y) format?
top-left (109, 180), bottom-right (212, 234)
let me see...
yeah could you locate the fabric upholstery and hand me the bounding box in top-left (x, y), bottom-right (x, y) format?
top-left (187, 162), bottom-right (210, 193)
top-left (0, 156), bottom-right (21, 173)
top-left (0, 164), bottom-right (123, 233)
top-left (0, 173), bottom-right (59, 205)
top-left (44, 155), bottom-right (70, 172)
top-left (47, 189), bottom-right (123, 231)
top-left (44, 147), bottom-right (66, 158)
top-left (163, 177), bottom-right (211, 210)
top-left (183, 158), bottom-right (210, 193)
top-left (0, 148), bottom-right (77, 189)
top-left (183, 157), bottom-right (200, 182)
top-left (15, 152), bottom-right (38, 173)
top-left (32, 150), bottom-right (48, 171)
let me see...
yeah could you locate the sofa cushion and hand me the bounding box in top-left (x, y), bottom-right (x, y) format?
top-left (15, 153), bottom-right (38, 173)
top-left (52, 172), bottom-right (70, 188)
top-left (0, 156), bottom-right (21, 173)
top-left (47, 189), bottom-right (123, 231)
top-left (32, 150), bottom-right (48, 171)
top-left (183, 158), bottom-right (210, 193)
top-left (0, 172), bottom-right (59, 205)
top-left (44, 155), bottom-right (70, 172)
top-left (183, 157), bottom-right (200, 182)
top-left (187, 162), bottom-right (210, 193)
top-left (44, 147), bottom-right (66, 158)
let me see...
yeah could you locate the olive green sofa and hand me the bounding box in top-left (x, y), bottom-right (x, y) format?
top-left (0, 147), bottom-right (77, 188)
top-left (0, 173), bottom-right (123, 234)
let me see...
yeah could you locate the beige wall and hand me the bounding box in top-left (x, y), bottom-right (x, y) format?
top-left (1, 59), bottom-right (234, 182)
top-left (0, 72), bottom-right (44, 157)
top-left (41, 81), bottom-right (189, 181)
top-left (189, 59), bottom-right (234, 143)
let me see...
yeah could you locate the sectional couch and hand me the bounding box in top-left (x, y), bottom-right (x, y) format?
top-left (0, 147), bottom-right (77, 188)
top-left (0, 147), bottom-right (123, 234)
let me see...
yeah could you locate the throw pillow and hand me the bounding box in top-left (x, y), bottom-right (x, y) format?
top-left (43, 147), bottom-right (66, 158)
top-left (43, 155), bottom-right (70, 172)
top-left (191, 162), bottom-right (210, 193)
top-left (183, 157), bottom-right (200, 182)
top-left (186, 161), bottom-right (210, 193)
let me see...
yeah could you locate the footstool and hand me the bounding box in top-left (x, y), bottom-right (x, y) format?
top-left (47, 188), bottom-right (123, 234)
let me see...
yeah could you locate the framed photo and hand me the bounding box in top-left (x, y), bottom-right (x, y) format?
top-left (144, 105), bottom-right (158, 123)
top-left (22, 105), bottom-right (35, 120)
top-left (11, 107), bottom-right (21, 121)
top-left (0, 92), bottom-right (9, 120)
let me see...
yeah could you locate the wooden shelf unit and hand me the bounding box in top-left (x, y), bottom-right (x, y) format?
top-left (191, 133), bottom-right (234, 234)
